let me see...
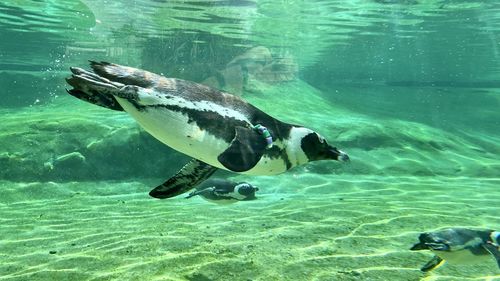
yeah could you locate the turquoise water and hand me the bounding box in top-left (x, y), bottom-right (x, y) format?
top-left (1, 1), bottom-right (499, 280)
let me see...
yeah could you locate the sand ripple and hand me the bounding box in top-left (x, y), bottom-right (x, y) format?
top-left (0, 176), bottom-right (499, 280)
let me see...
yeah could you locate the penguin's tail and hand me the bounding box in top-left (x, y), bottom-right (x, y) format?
top-left (88, 61), bottom-right (162, 88)
top-left (66, 66), bottom-right (125, 111)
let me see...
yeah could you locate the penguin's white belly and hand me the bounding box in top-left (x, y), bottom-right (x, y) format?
top-left (246, 145), bottom-right (288, 175)
top-left (117, 98), bottom-right (287, 175)
top-left (117, 99), bottom-right (227, 164)
top-left (435, 250), bottom-right (489, 265)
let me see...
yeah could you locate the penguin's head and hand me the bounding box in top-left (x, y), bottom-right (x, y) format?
top-left (235, 182), bottom-right (259, 198)
top-left (300, 131), bottom-right (349, 162)
top-left (411, 232), bottom-right (451, 251)
top-left (490, 231), bottom-right (500, 246)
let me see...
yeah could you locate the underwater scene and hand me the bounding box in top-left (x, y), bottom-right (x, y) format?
top-left (1, 0), bottom-right (500, 280)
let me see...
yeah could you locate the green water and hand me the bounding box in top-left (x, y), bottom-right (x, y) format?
top-left (1, 1), bottom-right (499, 280)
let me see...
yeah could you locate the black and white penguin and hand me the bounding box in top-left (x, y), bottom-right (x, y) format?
top-left (66, 61), bottom-right (349, 198)
top-left (185, 178), bottom-right (259, 203)
top-left (411, 228), bottom-right (500, 272)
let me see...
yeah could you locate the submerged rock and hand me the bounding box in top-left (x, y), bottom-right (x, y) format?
top-left (0, 103), bottom-right (186, 181)
top-left (54, 151), bottom-right (86, 166)
top-left (202, 46), bottom-right (298, 95)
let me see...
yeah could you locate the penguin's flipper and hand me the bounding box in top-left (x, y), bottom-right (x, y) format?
top-left (149, 159), bottom-right (217, 199)
top-left (213, 188), bottom-right (231, 195)
top-left (483, 243), bottom-right (500, 269)
top-left (217, 126), bottom-right (268, 172)
top-left (420, 256), bottom-right (445, 272)
top-left (185, 191), bottom-right (198, 199)
top-left (185, 187), bottom-right (215, 199)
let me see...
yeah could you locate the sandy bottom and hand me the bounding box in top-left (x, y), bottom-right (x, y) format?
top-left (1, 174), bottom-right (499, 281)
top-left (1, 82), bottom-right (499, 280)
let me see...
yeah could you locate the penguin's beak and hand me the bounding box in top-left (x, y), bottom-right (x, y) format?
top-left (338, 149), bottom-right (350, 162)
top-left (329, 147), bottom-right (349, 162)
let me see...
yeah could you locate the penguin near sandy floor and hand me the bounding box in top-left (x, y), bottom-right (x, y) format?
top-left (66, 61), bottom-right (349, 198)
top-left (411, 228), bottom-right (500, 272)
top-left (185, 178), bottom-right (259, 203)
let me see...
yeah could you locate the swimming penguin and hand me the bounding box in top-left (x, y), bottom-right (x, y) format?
top-left (66, 61), bottom-right (349, 198)
top-left (185, 178), bottom-right (259, 203)
top-left (410, 228), bottom-right (500, 272)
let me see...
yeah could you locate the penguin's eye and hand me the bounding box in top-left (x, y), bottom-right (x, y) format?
top-left (316, 133), bottom-right (325, 144)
